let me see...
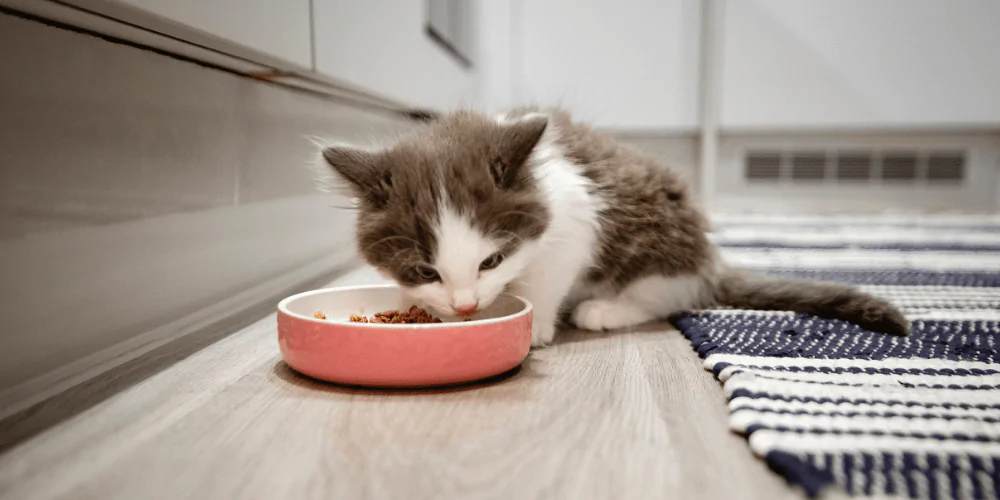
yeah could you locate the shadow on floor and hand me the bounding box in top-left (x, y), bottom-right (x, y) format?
top-left (0, 267), bottom-right (353, 454)
top-left (549, 320), bottom-right (683, 347)
top-left (271, 356), bottom-right (542, 396)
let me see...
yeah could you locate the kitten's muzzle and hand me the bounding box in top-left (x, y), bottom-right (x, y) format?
top-left (453, 302), bottom-right (479, 314)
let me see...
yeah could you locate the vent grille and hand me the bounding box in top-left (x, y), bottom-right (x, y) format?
top-left (836, 152), bottom-right (872, 181)
top-left (746, 151), bottom-right (781, 180)
top-left (791, 152), bottom-right (826, 181)
top-left (927, 152), bottom-right (965, 181)
top-left (882, 152), bottom-right (918, 181)
top-left (745, 149), bottom-right (966, 184)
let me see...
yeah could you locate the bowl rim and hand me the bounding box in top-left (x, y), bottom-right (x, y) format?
top-left (277, 284), bottom-right (533, 329)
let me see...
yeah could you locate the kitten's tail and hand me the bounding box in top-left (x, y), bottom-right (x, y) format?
top-left (715, 267), bottom-right (910, 336)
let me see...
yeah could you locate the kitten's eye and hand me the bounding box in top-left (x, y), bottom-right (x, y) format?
top-left (412, 266), bottom-right (440, 283)
top-left (479, 252), bottom-right (505, 271)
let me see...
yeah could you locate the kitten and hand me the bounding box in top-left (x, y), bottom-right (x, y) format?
top-left (320, 108), bottom-right (909, 346)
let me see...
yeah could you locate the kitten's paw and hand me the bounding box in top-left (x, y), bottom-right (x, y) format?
top-left (573, 299), bottom-right (649, 331)
top-left (530, 321), bottom-right (556, 348)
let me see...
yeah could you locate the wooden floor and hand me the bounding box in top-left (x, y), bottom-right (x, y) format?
top-left (0, 268), bottom-right (802, 500)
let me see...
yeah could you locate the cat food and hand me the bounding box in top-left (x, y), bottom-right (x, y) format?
top-left (313, 311), bottom-right (327, 319)
top-left (347, 305), bottom-right (443, 324)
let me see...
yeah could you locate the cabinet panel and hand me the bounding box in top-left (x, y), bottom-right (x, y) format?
top-left (0, 12), bottom-right (415, 416)
top-left (115, 0), bottom-right (312, 68)
top-left (516, 0), bottom-right (702, 130)
top-left (312, 0), bottom-right (476, 110)
top-left (720, 0), bottom-right (1000, 128)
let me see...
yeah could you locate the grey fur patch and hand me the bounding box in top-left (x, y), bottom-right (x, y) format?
top-left (322, 111), bottom-right (551, 286)
top-left (505, 107), bottom-right (908, 336)
top-left (506, 107), bottom-right (713, 290)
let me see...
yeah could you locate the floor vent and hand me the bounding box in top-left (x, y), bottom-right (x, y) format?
top-left (744, 149), bottom-right (965, 184)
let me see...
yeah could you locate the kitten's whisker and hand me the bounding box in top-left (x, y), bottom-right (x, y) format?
top-left (493, 230), bottom-right (526, 247)
top-left (385, 247), bottom-right (415, 267)
top-left (362, 235), bottom-right (428, 254)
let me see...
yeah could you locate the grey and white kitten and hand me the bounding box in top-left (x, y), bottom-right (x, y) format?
top-left (321, 108), bottom-right (909, 346)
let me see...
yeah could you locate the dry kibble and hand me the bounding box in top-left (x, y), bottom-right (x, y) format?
top-left (312, 306), bottom-right (453, 324)
top-left (348, 305), bottom-right (443, 324)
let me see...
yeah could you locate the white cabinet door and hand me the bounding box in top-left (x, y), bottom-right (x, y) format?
top-left (720, 0), bottom-right (1000, 129)
top-left (116, 0), bottom-right (312, 68)
top-left (515, 0), bottom-right (702, 130)
top-left (312, 0), bottom-right (476, 110)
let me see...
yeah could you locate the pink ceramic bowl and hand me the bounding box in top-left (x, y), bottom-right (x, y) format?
top-left (277, 284), bottom-right (533, 387)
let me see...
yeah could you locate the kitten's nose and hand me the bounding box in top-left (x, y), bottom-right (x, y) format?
top-left (454, 302), bottom-right (478, 314)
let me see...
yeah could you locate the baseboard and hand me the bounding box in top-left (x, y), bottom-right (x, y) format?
top-left (0, 254), bottom-right (357, 421)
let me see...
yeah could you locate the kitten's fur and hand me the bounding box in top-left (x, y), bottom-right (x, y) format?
top-left (321, 108), bottom-right (909, 346)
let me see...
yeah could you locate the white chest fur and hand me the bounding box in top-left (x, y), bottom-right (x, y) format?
top-left (510, 133), bottom-right (604, 345)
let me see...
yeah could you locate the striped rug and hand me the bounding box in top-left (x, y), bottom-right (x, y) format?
top-left (676, 214), bottom-right (1000, 499)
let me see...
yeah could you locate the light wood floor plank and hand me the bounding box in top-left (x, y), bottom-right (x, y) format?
top-left (0, 268), bottom-right (802, 499)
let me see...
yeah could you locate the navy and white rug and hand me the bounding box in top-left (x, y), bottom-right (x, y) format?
top-left (676, 214), bottom-right (1000, 499)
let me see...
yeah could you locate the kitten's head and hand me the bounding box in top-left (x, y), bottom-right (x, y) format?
top-left (321, 111), bottom-right (551, 317)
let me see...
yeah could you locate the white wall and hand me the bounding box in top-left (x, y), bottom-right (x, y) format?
top-left (312, 0), bottom-right (478, 110)
top-left (116, 0), bottom-right (312, 67)
top-left (720, 0), bottom-right (1000, 129)
top-left (514, 0), bottom-right (701, 130)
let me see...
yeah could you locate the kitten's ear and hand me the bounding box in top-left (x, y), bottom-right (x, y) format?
top-left (321, 144), bottom-right (392, 207)
top-left (492, 115), bottom-right (548, 188)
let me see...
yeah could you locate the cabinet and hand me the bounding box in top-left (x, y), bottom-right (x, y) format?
top-left (311, 0), bottom-right (477, 110)
top-left (719, 0), bottom-right (1000, 129)
top-left (515, 0), bottom-right (702, 130)
top-left (115, 0), bottom-right (312, 68)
